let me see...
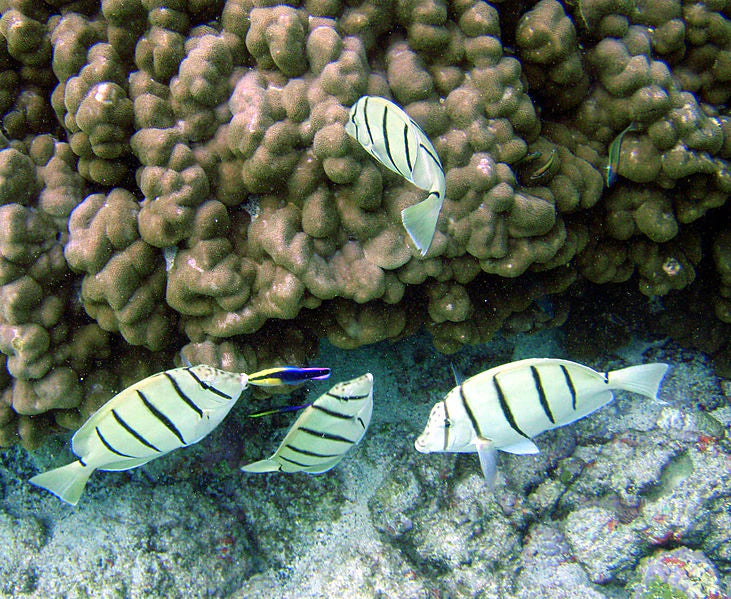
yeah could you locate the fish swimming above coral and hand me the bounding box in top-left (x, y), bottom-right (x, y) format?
top-left (241, 373), bottom-right (374, 474)
top-left (29, 365), bottom-right (331, 505)
top-left (414, 359), bottom-right (669, 488)
top-left (345, 96), bottom-right (446, 256)
top-left (605, 122), bottom-right (641, 186)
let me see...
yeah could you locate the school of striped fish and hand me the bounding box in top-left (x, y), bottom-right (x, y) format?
top-left (415, 358), bottom-right (669, 488)
top-left (27, 94), bottom-right (673, 506)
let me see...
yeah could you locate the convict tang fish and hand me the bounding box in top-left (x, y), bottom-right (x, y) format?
top-left (415, 358), bottom-right (668, 488)
top-left (345, 95), bottom-right (445, 256)
top-left (241, 373), bottom-right (374, 474)
top-left (29, 365), bottom-right (330, 505)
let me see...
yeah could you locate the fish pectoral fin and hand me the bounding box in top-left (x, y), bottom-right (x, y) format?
top-left (500, 438), bottom-right (540, 455)
top-left (401, 192), bottom-right (443, 256)
top-left (475, 438), bottom-right (498, 490)
top-left (241, 458), bottom-right (280, 473)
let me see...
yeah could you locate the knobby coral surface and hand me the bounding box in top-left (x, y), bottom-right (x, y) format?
top-left (0, 0), bottom-right (728, 446)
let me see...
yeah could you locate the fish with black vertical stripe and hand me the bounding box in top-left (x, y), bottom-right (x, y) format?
top-left (414, 359), bottom-right (668, 488)
top-left (28, 364), bottom-right (330, 505)
top-left (241, 373), bottom-right (374, 474)
top-left (345, 96), bottom-right (446, 256)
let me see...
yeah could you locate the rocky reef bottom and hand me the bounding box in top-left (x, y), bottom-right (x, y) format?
top-left (0, 313), bottom-right (729, 598)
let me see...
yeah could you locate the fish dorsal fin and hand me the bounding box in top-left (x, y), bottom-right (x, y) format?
top-left (500, 438), bottom-right (540, 455)
top-left (410, 129), bottom-right (444, 193)
top-left (450, 362), bottom-right (464, 385)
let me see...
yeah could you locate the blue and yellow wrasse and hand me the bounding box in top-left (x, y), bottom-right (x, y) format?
top-left (246, 403), bottom-right (312, 418)
top-left (247, 366), bottom-right (331, 386)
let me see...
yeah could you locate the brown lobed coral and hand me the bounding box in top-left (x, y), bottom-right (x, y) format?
top-left (0, 0), bottom-right (727, 447)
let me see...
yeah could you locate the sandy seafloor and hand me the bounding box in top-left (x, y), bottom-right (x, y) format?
top-left (1, 317), bottom-right (729, 598)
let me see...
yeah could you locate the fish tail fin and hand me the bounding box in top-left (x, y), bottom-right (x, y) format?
top-left (608, 363), bottom-right (669, 402)
top-left (28, 460), bottom-right (94, 506)
top-left (401, 192), bottom-right (443, 256)
top-left (240, 458), bottom-right (280, 473)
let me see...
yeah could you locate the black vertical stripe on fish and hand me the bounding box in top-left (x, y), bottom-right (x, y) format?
top-left (164, 372), bottom-right (203, 418)
top-left (326, 391), bottom-right (370, 401)
top-left (459, 384), bottom-right (483, 438)
top-left (95, 426), bottom-right (139, 458)
top-left (560, 364), bottom-right (577, 410)
top-left (419, 143), bottom-right (444, 174)
top-left (349, 108), bottom-right (359, 141)
top-left (530, 366), bottom-right (555, 424)
top-left (299, 427), bottom-right (356, 444)
top-left (357, 416), bottom-right (366, 429)
top-left (185, 368), bottom-right (232, 399)
top-left (279, 455), bottom-right (316, 468)
top-left (285, 444), bottom-right (341, 458)
top-left (403, 122), bottom-right (413, 171)
top-left (78, 457), bottom-right (87, 467)
top-left (312, 404), bottom-right (354, 420)
top-left (443, 401), bottom-right (451, 452)
top-left (137, 390), bottom-right (187, 445)
top-left (382, 106), bottom-right (398, 171)
top-left (493, 376), bottom-right (531, 439)
top-left (363, 97), bottom-right (374, 145)
top-left (112, 409), bottom-right (161, 452)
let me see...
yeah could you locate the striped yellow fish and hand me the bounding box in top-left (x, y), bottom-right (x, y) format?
top-left (605, 122), bottom-right (640, 187)
top-left (241, 373), bottom-right (374, 474)
top-left (415, 359), bottom-right (668, 488)
top-left (29, 365), bottom-right (330, 505)
top-left (345, 96), bottom-right (445, 256)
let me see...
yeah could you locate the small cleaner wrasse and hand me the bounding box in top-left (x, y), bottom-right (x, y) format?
top-left (414, 359), bottom-right (669, 488)
top-left (29, 365), bottom-right (330, 505)
top-left (242, 373), bottom-right (374, 474)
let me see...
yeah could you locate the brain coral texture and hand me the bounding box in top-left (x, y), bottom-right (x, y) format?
top-left (0, 0), bottom-right (728, 447)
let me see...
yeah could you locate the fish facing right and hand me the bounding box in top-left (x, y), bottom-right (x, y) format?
top-left (29, 365), bottom-right (330, 506)
top-left (414, 358), bottom-right (669, 488)
top-left (241, 373), bottom-right (374, 474)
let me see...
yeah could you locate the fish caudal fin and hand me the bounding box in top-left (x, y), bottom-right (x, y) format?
top-left (401, 192), bottom-right (443, 256)
top-left (608, 363), bottom-right (669, 402)
top-left (28, 460), bottom-right (94, 506)
top-left (241, 458), bottom-right (280, 473)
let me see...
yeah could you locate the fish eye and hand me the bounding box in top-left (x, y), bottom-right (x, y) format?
top-left (444, 417), bottom-right (451, 428)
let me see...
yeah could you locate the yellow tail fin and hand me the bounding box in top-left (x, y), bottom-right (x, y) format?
top-left (608, 363), bottom-right (669, 402)
top-left (29, 461), bottom-right (94, 506)
top-left (401, 192), bottom-right (443, 256)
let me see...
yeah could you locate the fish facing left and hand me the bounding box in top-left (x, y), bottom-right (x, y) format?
top-left (414, 358), bottom-right (669, 488)
top-left (345, 96), bottom-right (446, 256)
top-left (241, 373), bottom-right (374, 474)
top-left (29, 365), bottom-right (331, 506)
